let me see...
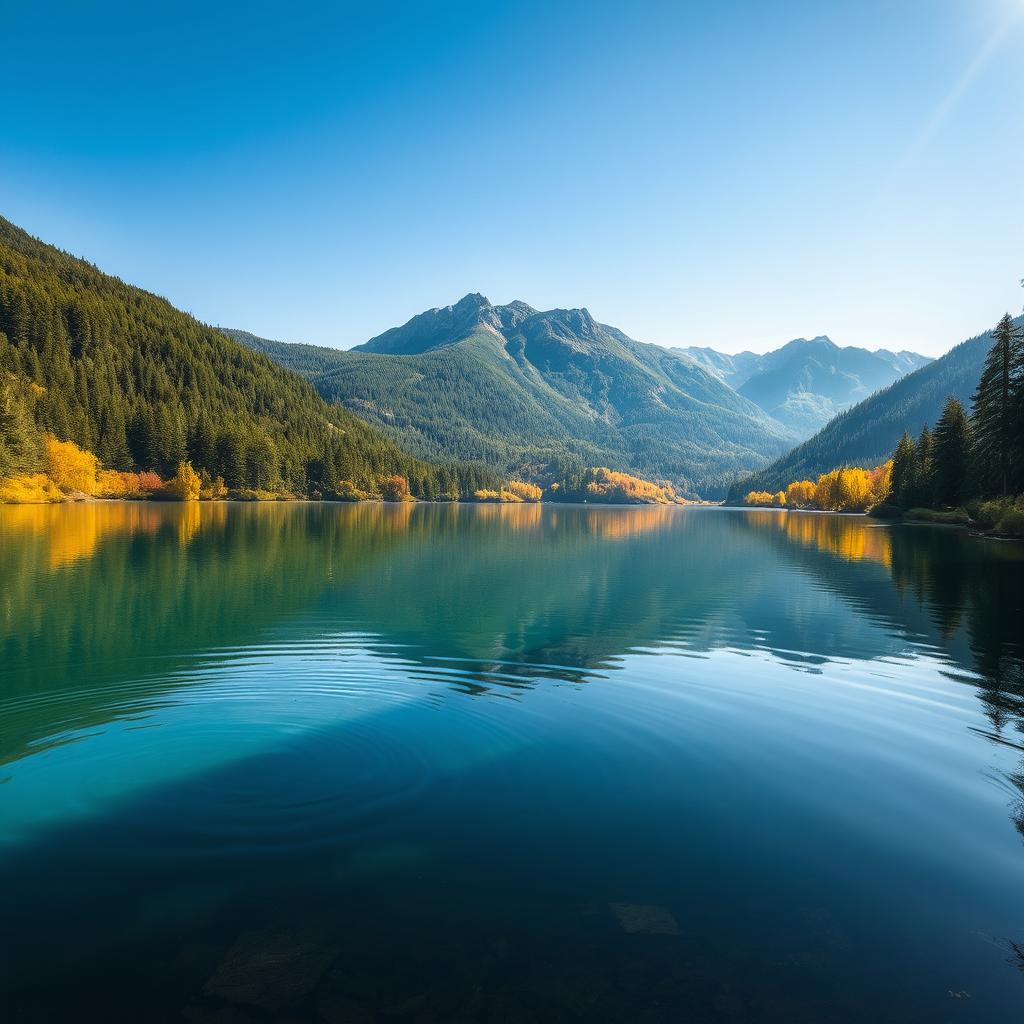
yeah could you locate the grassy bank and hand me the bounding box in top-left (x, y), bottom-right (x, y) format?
top-left (870, 497), bottom-right (1024, 538)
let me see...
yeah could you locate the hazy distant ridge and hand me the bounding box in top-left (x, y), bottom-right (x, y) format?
top-left (726, 315), bottom-right (1023, 501)
top-left (676, 338), bottom-right (930, 435)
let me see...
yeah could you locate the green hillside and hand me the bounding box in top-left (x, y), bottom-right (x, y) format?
top-left (227, 295), bottom-right (795, 497)
top-left (726, 316), bottom-right (1024, 501)
top-left (0, 216), bottom-right (497, 497)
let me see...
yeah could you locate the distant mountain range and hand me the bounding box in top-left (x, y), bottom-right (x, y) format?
top-left (230, 300), bottom-right (936, 498)
top-left (726, 315), bottom-right (1023, 501)
top-left (0, 209), bottom-right (996, 504)
top-left (676, 338), bottom-right (930, 435)
top-left (227, 294), bottom-right (797, 497)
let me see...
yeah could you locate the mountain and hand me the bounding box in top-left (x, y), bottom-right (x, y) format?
top-left (227, 295), bottom-right (796, 497)
top-left (676, 337), bottom-right (931, 435)
top-left (0, 215), bottom-right (495, 497)
top-left (674, 347), bottom-right (764, 390)
top-left (726, 315), bottom-right (1023, 501)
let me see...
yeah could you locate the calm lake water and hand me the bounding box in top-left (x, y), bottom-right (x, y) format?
top-left (1, 502), bottom-right (1023, 1022)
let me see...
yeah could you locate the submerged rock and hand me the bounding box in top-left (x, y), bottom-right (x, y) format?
top-left (609, 903), bottom-right (680, 936)
top-left (204, 930), bottom-right (338, 1010)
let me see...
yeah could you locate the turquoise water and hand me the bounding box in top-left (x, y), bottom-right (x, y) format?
top-left (1, 502), bottom-right (1022, 1022)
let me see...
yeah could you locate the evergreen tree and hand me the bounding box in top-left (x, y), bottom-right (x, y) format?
top-left (188, 412), bottom-right (217, 471)
top-left (932, 396), bottom-right (971, 507)
top-left (216, 430), bottom-right (248, 489)
top-left (0, 377), bottom-right (40, 477)
top-left (244, 432), bottom-right (279, 490)
top-left (972, 313), bottom-right (1023, 496)
top-left (891, 431), bottom-right (915, 509)
top-left (908, 424), bottom-right (935, 508)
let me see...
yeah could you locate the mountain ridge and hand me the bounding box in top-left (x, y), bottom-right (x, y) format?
top-left (227, 294), bottom-right (798, 497)
top-left (0, 214), bottom-right (497, 498)
top-left (676, 337), bottom-right (930, 434)
top-left (725, 314), bottom-right (1024, 501)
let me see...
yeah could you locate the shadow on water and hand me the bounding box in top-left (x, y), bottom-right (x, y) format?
top-left (1, 503), bottom-right (1023, 1022)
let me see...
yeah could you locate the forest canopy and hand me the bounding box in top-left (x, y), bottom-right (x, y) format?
top-left (0, 215), bottom-right (500, 499)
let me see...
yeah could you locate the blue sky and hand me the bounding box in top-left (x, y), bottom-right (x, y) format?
top-left (2, 0), bottom-right (1022, 356)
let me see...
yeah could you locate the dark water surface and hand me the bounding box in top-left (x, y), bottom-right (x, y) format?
top-left (1, 502), bottom-right (1023, 1022)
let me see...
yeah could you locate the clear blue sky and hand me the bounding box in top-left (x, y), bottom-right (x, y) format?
top-left (2, 0), bottom-right (1022, 356)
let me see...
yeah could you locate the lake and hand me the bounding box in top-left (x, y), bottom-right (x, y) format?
top-left (1, 502), bottom-right (1022, 1022)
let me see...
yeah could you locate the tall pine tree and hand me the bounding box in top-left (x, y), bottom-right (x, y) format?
top-left (0, 377), bottom-right (40, 478)
top-left (908, 424), bottom-right (935, 508)
top-left (932, 396), bottom-right (971, 507)
top-left (972, 313), bottom-right (1023, 496)
top-left (890, 431), bottom-right (916, 509)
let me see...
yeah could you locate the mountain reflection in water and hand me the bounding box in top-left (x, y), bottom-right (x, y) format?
top-left (1, 502), bottom-right (1022, 1023)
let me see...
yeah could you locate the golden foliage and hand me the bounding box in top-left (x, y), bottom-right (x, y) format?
top-left (504, 480), bottom-right (543, 502)
top-left (45, 436), bottom-right (100, 494)
top-left (474, 482), bottom-right (543, 502)
top-left (0, 473), bottom-right (64, 504)
top-left (581, 467), bottom-right (679, 504)
top-left (746, 460), bottom-right (893, 513)
top-left (165, 461), bottom-right (202, 501)
top-left (785, 480), bottom-right (816, 508)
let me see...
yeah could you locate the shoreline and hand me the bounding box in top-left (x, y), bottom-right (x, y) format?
top-left (1, 497), bottom-right (704, 509)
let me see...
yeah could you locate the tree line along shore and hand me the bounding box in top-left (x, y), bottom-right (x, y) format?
top-left (743, 315), bottom-right (1024, 538)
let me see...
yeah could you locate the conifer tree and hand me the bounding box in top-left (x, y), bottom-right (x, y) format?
top-left (909, 424), bottom-right (935, 508)
top-left (0, 377), bottom-right (40, 478)
top-left (932, 396), bottom-right (971, 507)
top-left (245, 432), bottom-right (279, 490)
top-left (972, 313), bottom-right (1023, 496)
top-left (890, 431), bottom-right (916, 508)
top-left (216, 430), bottom-right (248, 489)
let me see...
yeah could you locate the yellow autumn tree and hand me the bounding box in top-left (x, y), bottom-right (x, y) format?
top-left (166, 461), bottom-right (202, 501)
top-left (0, 474), bottom-right (64, 503)
top-left (46, 436), bottom-right (100, 494)
top-left (785, 480), bottom-right (816, 508)
top-left (582, 468), bottom-right (677, 504)
top-left (868, 460), bottom-right (893, 507)
top-left (753, 462), bottom-right (892, 513)
top-left (505, 480), bottom-right (543, 502)
top-left (841, 468), bottom-right (873, 510)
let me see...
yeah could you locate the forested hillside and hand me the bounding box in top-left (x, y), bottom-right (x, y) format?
top-left (726, 317), bottom-right (1023, 502)
top-left (0, 216), bottom-right (497, 498)
top-left (228, 295), bottom-right (795, 497)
